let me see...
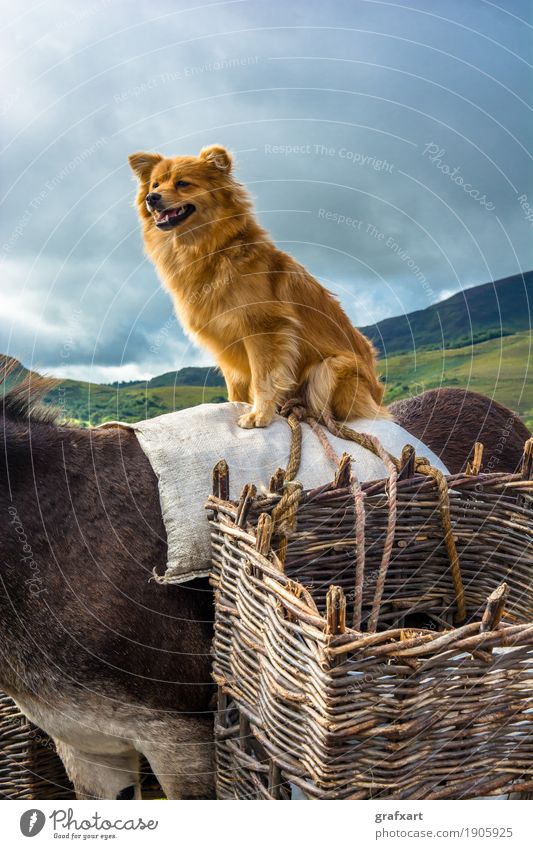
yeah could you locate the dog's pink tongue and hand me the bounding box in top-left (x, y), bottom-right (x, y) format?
top-left (159, 208), bottom-right (179, 223)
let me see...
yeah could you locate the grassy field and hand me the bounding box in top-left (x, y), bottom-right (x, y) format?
top-left (39, 331), bottom-right (532, 431)
top-left (46, 380), bottom-right (228, 427)
top-left (382, 331), bottom-right (532, 428)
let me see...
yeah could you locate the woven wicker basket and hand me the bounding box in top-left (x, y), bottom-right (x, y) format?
top-left (0, 692), bottom-right (163, 799)
top-left (207, 439), bottom-right (533, 800)
top-left (0, 694), bottom-right (75, 799)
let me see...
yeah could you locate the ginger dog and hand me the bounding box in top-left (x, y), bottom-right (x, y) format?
top-left (129, 145), bottom-right (387, 428)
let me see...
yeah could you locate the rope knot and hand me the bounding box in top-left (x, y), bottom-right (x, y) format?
top-left (279, 397), bottom-right (307, 421)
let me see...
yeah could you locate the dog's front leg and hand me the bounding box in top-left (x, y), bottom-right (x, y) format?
top-left (223, 373), bottom-right (251, 403)
top-left (217, 357), bottom-right (251, 403)
top-left (238, 330), bottom-right (297, 428)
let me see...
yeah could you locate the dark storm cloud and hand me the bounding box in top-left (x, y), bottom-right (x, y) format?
top-left (1, 0), bottom-right (531, 381)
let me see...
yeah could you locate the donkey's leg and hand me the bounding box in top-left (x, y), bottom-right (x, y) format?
top-left (54, 740), bottom-right (142, 800)
top-left (139, 716), bottom-right (215, 799)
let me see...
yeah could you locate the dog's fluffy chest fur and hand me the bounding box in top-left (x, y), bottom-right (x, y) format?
top-left (149, 229), bottom-right (274, 340)
top-left (153, 243), bottom-right (243, 336)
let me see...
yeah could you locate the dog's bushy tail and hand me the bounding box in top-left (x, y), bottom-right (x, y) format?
top-left (305, 352), bottom-right (390, 423)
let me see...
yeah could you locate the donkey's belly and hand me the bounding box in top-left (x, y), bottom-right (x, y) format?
top-left (12, 693), bottom-right (137, 755)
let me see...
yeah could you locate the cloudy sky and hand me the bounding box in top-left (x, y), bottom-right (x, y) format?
top-left (1, 0), bottom-right (532, 382)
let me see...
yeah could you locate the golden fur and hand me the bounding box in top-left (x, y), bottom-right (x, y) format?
top-left (129, 145), bottom-right (387, 428)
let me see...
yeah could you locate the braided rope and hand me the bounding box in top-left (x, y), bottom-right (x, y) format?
top-left (275, 406), bottom-right (397, 628)
top-left (351, 475), bottom-right (366, 630)
top-left (306, 416), bottom-right (366, 628)
top-left (416, 458), bottom-right (467, 623)
top-left (271, 403), bottom-right (306, 563)
top-left (310, 413), bottom-right (397, 631)
top-left (271, 481), bottom-right (302, 564)
top-left (321, 414), bottom-right (467, 625)
top-left (306, 415), bottom-right (341, 468)
top-left (363, 435), bottom-right (398, 633)
top-left (284, 413), bottom-right (302, 482)
top-left (323, 414), bottom-right (401, 470)
top-left (272, 403), bottom-right (466, 626)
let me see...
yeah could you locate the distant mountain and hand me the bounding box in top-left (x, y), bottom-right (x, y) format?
top-left (146, 366), bottom-right (225, 387)
top-left (116, 365), bottom-right (225, 389)
top-left (360, 271), bottom-right (532, 356)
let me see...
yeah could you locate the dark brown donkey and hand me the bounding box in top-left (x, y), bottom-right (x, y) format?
top-left (0, 372), bottom-right (529, 798)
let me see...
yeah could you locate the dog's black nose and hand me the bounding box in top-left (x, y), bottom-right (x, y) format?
top-left (146, 192), bottom-right (162, 207)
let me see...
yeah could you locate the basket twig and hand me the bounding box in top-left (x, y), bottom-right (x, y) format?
top-left (481, 582), bottom-right (509, 632)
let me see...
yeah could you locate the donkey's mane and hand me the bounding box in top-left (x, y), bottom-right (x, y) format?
top-left (1, 357), bottom-right (60, 425)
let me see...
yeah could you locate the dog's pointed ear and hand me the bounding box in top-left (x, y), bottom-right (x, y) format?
top-left (128, 152), bottom-right (162, 181)
top-left (199, 145), bottom-right (233, 173)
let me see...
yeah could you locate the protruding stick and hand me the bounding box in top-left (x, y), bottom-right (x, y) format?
top-left (398, 444), bottom-right (416, 480)
top-left (481, 582), bottom-right (508, 632)
top-left (334, 453), bottom-right (352, 489)
top-left (269, 467), bottom-right (285, 494)
top-left (521, 437), bottom-right (533, 481)
top-left (466, 442), bottom-right (484, 476)
top-left (326, 585), bottom-right (346, 635)
top-left (256, 512), bottom-right (273, 556)
top-left (212, 459), bottom-right (229, 500)
top-left (268, 762), bottom-right (283, 799)
top-left (236, 483), bottom-right (257, 527)
top-left (239, 714), bottom-right (251, 753)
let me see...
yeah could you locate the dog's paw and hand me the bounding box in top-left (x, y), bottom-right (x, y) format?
top-left (238, 411), bottom-right (271, 429)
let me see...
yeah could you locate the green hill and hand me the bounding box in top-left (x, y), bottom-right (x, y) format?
top-left (360, 271), bottom-right (532, 356)
top-left (117, 365), bottom-right (225, 389)
top-left (42, 379), bottom-right (227, 427)
top-left (2, 272), bottom-right (532, 429)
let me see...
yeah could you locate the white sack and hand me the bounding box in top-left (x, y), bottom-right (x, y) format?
top-left (113, 402), bottom-right (448, 584)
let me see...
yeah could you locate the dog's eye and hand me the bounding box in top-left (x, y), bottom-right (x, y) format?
top-left (152, 182), bottom-right (159, 188)
top-left (175, 180), bottom-right (190, 188)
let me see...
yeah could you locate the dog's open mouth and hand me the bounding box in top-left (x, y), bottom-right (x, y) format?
top-left (155, 204), bottom-right (196, 230)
